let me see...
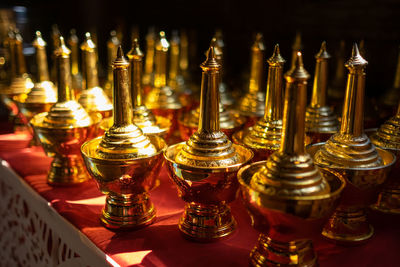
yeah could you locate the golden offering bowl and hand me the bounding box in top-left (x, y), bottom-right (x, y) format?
top-left (164, 142), bottom-right (253, 241)
top-left (81, 135), bottom-right (166, 229)
top-left (238, 161), bottom-right (345, 266)
top-left (31, 112), bottom-right (100, 185)
top-left (307, 143), bottom-right (395, 244)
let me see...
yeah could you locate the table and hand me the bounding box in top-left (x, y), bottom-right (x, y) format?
top-left (0, 132), bottom-right (399, 267)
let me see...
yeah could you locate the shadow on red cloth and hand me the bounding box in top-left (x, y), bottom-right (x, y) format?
top-left (0, 132), bottom-right (400, 267)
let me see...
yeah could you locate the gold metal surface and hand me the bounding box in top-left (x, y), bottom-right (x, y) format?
top-left (78, 32), bottom-right (112, 118)
top-left (68, 29), bottom-right (82, 91)
top-left (104, 30), bottom-right (120, 98)
top-left (290, 32), bottom-right (302, 69)
top-left (236, 33), bottom-right (265, 118)
top-left (237, 52), bottom-right (345, 266)
top-left (31, 36), bottom-right (96, 185)
top-left (81, 46), bottom-right (166, 229)
top-left (143, 28), bottom-right (155, 87)
top-left (164, 45), bottom-right (253, 241)
top-left (370, 101), bottom-right (400, 214)
top-left (15, 31), bottom-right (57, 142)
top-left (305, 41), bottom-right (339, 142)
top-left (310, 44), bottom-right (395, 244)
top-left (233, 44), bottom-right (285, 161)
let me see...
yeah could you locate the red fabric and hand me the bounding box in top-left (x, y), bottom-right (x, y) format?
top-left (0, 133), bottom-right (399, 267)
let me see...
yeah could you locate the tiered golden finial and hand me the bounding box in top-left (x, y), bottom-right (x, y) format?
top-left (233, 44), bottom-right (285, 161)
top-left (305, 41), bottom-right (339, 142)
top-left (81, 46), bottom-right (166, 229)
top-left (214, 30), bottom-right (235, 107)
top-left (238, 52), bottom-right (345, 267)
top-left (68, 29), bottom-right (82, 91)
top-left (178, 37), bottom-right (246, 140)
top-left (100, 39), bottom-right (171, 138)
top-left (104, 30), bottom-right (120, 98)
top-left (143, 27), bottom-right (156, 88)
top-left (236, 33), bottom-right (266, 120)
top-left (370, 100), bottom-right (400, 214)
top-left (164, 45), bottom-right (253, 241)
top-left (308, 44), bottom-right (395, 244)
top-left (78, 32), bottom-right (112, 118)
top-left (31, 36), bottom-right (97, 185)
top-left (15, 31), bottom-right (57, 133)
top-left (145, 31), bottom-right (182, 142)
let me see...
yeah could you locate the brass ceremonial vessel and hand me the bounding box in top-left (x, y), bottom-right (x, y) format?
top-left (145, 31), bottom-right (182, 142)
top-left (31, 37), bottom-right (97, 185)
top-left (15, 31), bottom-right (57, 127)
top-left (81, 47), bottom-right (166, 229)
top-left (236, 33), bottom-right (265, 122)
top-left (0, 30), bottom-right (34, 128)
top-left (370, 101), bottom-right (400, 214)
top-left (233, 44), bottom-right (285, 162)
top-left (164, 45), bottom-right (253, 241)
top-left (238, 52), bottom-right (345, 267)
top-left (307, 44), bottom-right (395, 244)
top-left (78, 32), bottom-right (113, 119)
top-left (305, 41), bottom-right (339, 143)
top-left (99, 39), bottom-right (171, 139)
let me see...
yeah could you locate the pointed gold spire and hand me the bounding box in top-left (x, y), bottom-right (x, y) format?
top-left (68, 29), bottom-right (79, 77)
top-left (175, 44), bottom-right (243, 167)
top-left (14, 31), bottom-right (27, 76)
top-left (235, 44), bottom-right (285, 156)
top-left (169, 30), bottom-right (180, 90)
top-left (143, 27), bottom-right (156, 86)
top-left (128, 38), bottom-right (145, 108)
top-left (314, 43), bottom-right (384, 169)
top-left (237, 33), bottom-right (265, 117)
top-left (104, 30), bottom-right (121, 98)
top-left (154, 31), bottom-right (169, 88)
top-left (305, 41), bottom-right (339, 137)
top-left (33, 31), bottom-right (50, 82)
top-left (96, 45), bottom-right (157, 159)
top-left (179, 29), bottom-right (189, 74)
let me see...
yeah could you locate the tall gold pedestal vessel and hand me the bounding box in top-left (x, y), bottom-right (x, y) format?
top-left (164, 45), bottom-right (253, 241)
top-left (78, 33), bottom-right (112, 119)
top-left (370, 101), bottom-right (400, 214)
top-left (145, 31), bottom-right (182, 143)
top-left (236, 33), bottom-right (265, 122)
top-left (238, 52), bottom-right (345, 267)
top-left (308, 44), bottom-right (395, 245)
top-left (31, 37), bottom-right (95, 185)
top-left (233, 44), bottom-right (285, 162)
top-left (305, 42), bottom-right (339, 143)
top-left (81, 47), bottom-right (166, 229)
top-left (15, 31), bottom-right (57, 144)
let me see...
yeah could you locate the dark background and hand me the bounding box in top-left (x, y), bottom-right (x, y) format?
top-left (2, 0), bottom-right (400, 98)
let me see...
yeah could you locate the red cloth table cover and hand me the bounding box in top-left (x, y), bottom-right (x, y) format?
top-left (0, 132), bottom-right (399, 267)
